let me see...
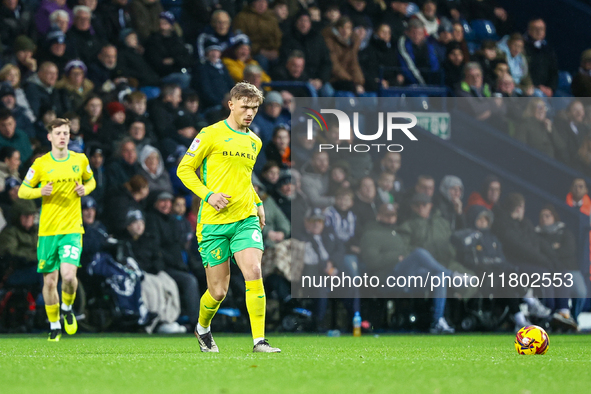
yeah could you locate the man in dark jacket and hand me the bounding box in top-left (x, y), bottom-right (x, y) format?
top-left (193, 41), bottom-right (234, 110)
top-left (397, 19), bottom-right (439, 85)
top-left (359, 23), bottom-right (400, 92)
top-left (0, 199), bottom-right (39, 288)
top-left (37, 28), bottom-right (78, 78)
top-left (95, 0), bottom-right (132, 44)
top-left (105, 138), bottom-right (141, 191)
top-left (0, 0), bottom-right (35, 54)
top-left (87, 44), bottom-right (126, 92)
top-left (360, 202), bottom-right (456, 333)
top-left (279, 10), bottom-right (332, 96)
top-left (117, 28), bottom-right (160, 86)
top-left (146, 84), bottom-right (183, 139)
top-left (67, 6), bottom-right (103, 65)
top-left (144, 11), bottom-right (193, 89)
top-left (145, 191), bottom-right (200, 325)
top-left (523, 18), bottom-right (558, 97)
top-left (0, 83), bottom-right (34, 138)
top-left (24, 61), bottom-right (69, 117)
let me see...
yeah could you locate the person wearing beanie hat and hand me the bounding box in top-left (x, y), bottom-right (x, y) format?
top-left (143, 6), bottom-right (193, 89)
top-left (54, 60), bottom-right (94, 110)
top-left (196, 38), bottom-right (235, 109)
top-left (105, 101), bottom-right (127, 138)
top-left (13, 35), bottom-right (37, 54)
top-left (37, 27), bottom-right (76, 76)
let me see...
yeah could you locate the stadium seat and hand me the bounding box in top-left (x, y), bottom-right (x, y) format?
top-left (558, 71), bottom-right (573, 92)
top-left (139, 86), bottom-right (161, 100)
top-left (461, 20), bottom-right (476, 42)
top-left (470, 20), bottom-right (498, 41)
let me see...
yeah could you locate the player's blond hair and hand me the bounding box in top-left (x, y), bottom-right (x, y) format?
top-left (46, 118), bottom-right (71, 133)
top-left (230, 82), bottom-right (264, 105)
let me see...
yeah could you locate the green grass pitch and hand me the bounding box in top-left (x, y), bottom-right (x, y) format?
top-left (1, 333), bottom-right (590, 394)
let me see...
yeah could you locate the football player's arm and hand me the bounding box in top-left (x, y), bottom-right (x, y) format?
top-left (81, 156), bottom-right (96, 195)
top-left (252, 184), bottom-right (262, 206)
top-left (18, 162), bottom-right (42, 199)
top-left (177, 135), bottom-right (215, 203)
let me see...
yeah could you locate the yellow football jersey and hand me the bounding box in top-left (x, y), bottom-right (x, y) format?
top-left (22, 151), bottom-right (93, 236)
top-left (177, 120), bottom-right (262, 225)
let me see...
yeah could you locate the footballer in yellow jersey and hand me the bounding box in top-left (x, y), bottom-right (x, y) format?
top-left (177, 82), bottom-right (280, 353)
top-left (18, 118), bottom-right (96, 341)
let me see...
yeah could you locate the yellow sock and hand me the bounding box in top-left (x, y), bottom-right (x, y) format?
top-left (245, 278), bottom-right (266, 341)
top-left (62, 291), bottom-right (76, 307)
top-left (45, 304), bottom-right (60, 323)
top-left (198, 290), bottom-right (223, 328)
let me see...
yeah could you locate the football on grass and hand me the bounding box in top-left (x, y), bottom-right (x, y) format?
top-left (515, 325), bottom-right (549, 355)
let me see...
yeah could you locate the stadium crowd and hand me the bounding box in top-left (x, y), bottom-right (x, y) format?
top-left (0, 0), bottom-right (590, 334)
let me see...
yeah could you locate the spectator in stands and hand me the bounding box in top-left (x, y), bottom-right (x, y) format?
top-left (465, 0), bottom-right (510, 36)
top-left (493, 193), bottom-right (564, 315)
top-left (380, 1), bottom-right (414, 44)
top-left (96, 0), bottom-right (132, 44)
top-left (360, 202), bottom-right (456, 333)
top-left (371, 152), bottom-right (404, 194)
top-left (242, 64), bottom-right (265, 91)
top-left (24, 61), bottom-right (68, 117)
top-left (0, 82), bottom-right (34, 138)
top-left (301, 150), bottom-right (335, 209)
top-left (144, 11), bottom-right (193, 89)
top-left (455, 62), bottom-right (506, 125)
top-left (397, 18), bottom-right (439, 86)
top-left (64, 111), bottom-right (84, 153)
top-left (7, 35), bottom-right (38, 82)
top-left (80, 195), bottom-right (109, 265)
top-left (554, 100), bottom-right (588, 168)
top-left (55, 60), bottom-right (94, 112)
top-left (87, 44), bottom-right (122, 93)
top-left (433, 175), bottom-right (465, 231)
top-left (0, 109), bottom-right (31, 163)
top-left (233, 0), bottom-right (283, 71)
top-left (466, 174), bottom-right (501, 212)
top-left (0, 176), bottom-right (21, 218)
top-left (352, 176), bottom-right (378, 230)
top-left (259, 161), bottom-right (280, 194)
top-left (196, 10), bottom-right (248, 64)
top-left (431, 17), bottom-right (454, 64)
top-left (222, 38), bottom-right (271, 84)
top-left (451, 21), bottom-right (470, 62)
top-left (398, 174), bottom-right (435, 223)
top-left (474, 40), bottom-right (502, 88)
top-left (180, 92), bottom-right (207, 132)
top-left (328, 161), bottom-right (351, 196)
top-left (124, 91), bottom-right (155, 138)
top-left (523, 18), bottom-right (558, 97)
top-left (264, 125), bottom-right (291, 169)
top-left (323, 16), bottom-right (365, 94)
top-left (566, 178), bottom-right (591, 216)
top-left (515, 98), bottom-right (567, 161)
top-left (48, 9), bottom-right (70, 34)
top-left (272, 171), bottom-right (306, 222)
top-left (103, 101), bottom-right (127, 142)
top-left (147, 84), bottom-right (182, 140)
top-left (77, 0), bottom-right (106, 39)
top-left (145, 190), bottom-right (200, 327)
top-left (414, 0), bottom-right (439, 37)
top-left (0, 146), bottom-right (20, 192)
top-left (194, 40), bottom-right (234, 111)
top-left (117, 28), bottom-right (162, 86)
top-left (78, 94), bottom-right (105, 145)
top-left (536, 204), bottom-right (586, 325)
top-left (359, 23), bottom-right (401, 93)
top-left (35, 0), bottom-right (73, 35)
top-left (0, 0), bottom-right (35, 55)
top-left (0, 63), bottom-right (35, 127)
top-left (106, 137), bottom-right (140, 190)
top-left (125, 120), bottom-right (151, 153)
top-left (105, 173), bottom-right (149, 236)
top-left (572, 49), bottom-right (591, 98)
top-left (37, 27), bottom-right (77, 78)
top-left (443, 42), bottom-right (465, 90)
top-left (270, 50), bottom-right (313, 97)
top-left (138, 145), bottom-right (172, 194)
top-left (271, 0), bottom-right (289, 35)
top-left (0, 199), bottom-right (39, 289)
top-left (375, 172), bottom-right (395, 204)
top-left (498, 33), bottom-right (528, 85)
top-left (86, 144), bottom-right (105, 212)
top-left (250, 91), bottom-right (289, 149)
top-left (253, 181), bottom-right (290, 248)
top-left (33, 106), bottom-right (56, 144)
top-left (129, 0), bottom-right (163, 43)
top-left (67, 5), bottom-right (101, 65)
top-left (280, 9), bottom-right (333, 96)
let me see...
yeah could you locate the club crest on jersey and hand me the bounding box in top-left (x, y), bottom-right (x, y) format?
top-left (251, 141), bottom-right (256, 152)
top-left (189, 138), bottom-right (201, 152)
top-left (72, 165), bottom-right (80, 173)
